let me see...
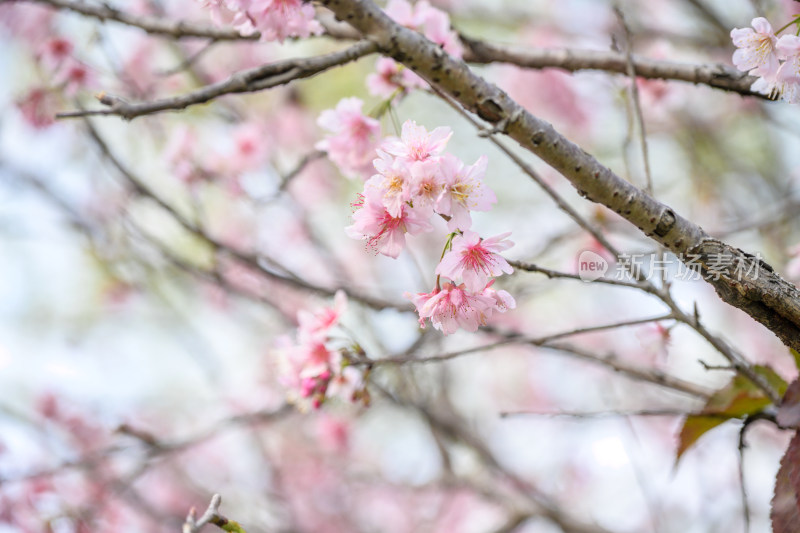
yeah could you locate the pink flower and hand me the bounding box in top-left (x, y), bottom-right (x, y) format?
top-left (414, 1), bottom-right (463, 58)
top-left (16, 88), bottom-right (58, 129)
top-left (408, 159), bottom-right (444, 213)
top-left (231, 122), bottom-right (271, 173)
top-left (381, 120), bottom-right (452, 163)
top-left (384, 0), bottom-right (416, 27)
top-left (436, 231), bottom-right (513, 291)
top-left (199, 0), bottom-right (322, 42)
top-left (316, 97), bottom-right (381, 178)
top-left (346, 187), bottom-right (433, 258)
top-left (435, 153), bottom-right (495, 231)
top-left (775, 35), bottom-right (800, 103)
top-left (480, 279), bottom-right (516, 317)
top-left (326, 363), bottom-right (364, 403)
top-left (54, 59), bottom-right (93, 96)
top-left (406, 282), bottom-right (496, 334)
top-left (163, 126), bottom-right (203, 185)
top-left (39, 37), bottom-right (73, 69)
top-left (250, 0), bottom-right (323, 42)
top-left (297, 290), bottom-right (347, 343)
top-left (384, 0), bottom-right (462, 58)
top-left (366, 57), bottom-right (428, 99)
top-left (367, 150), bottom-right (412, 217)
top-left (731, 17), bottom-right (780, 79)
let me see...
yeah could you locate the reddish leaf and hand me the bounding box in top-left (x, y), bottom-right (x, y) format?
top-left (778, 379), bottom-right (800, 429)
top-left (772, 430), bottom-right (800, 533)
top-left (676, 365), bottom-right (787, 463)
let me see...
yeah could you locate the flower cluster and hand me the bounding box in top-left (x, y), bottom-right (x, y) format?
top-left (316, 97), bottom-right (382, 179)
top-left (337, 115), bottom-right (515, 334)
top-left (276, 291), bottom-right (367, 409)
top-left (198, 0), bottom-right (322, 42)
top-left (346, 119), bottom-right (497, 258)
top-left (731, 17), bottom-right (800, 103)
top-left (407, 232), bottom-right (516, 335)
top-left (366, 57), bottom-right (428, 99)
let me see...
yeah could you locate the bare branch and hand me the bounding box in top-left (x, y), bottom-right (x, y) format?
top-left (614, 6), bottom-right (654, 194)
top-left (500, 408), bottom-right (711, 418)
top-left (366, 313), bottom-right (675, 365)
top-left (57, 41), bottom-right (377, 120)
top-left (460, 36), bottom-right (762, 98)
top-left (509, 260), bottom-right (646, 290)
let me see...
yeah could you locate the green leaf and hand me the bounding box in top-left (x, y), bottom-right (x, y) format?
top-left (676, 415), bottom-right (728, 461)
top-left (676, 365), bottom-right (787, 463)
top-left (222, 521), bottom-right (247, 533)
top-left (791, 349), bottom-right (800, 372)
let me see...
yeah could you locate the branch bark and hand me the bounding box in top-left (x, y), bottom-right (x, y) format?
top-left (318, 0), bottom-right (800, 355)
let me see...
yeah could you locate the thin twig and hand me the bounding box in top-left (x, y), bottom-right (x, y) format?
top-left (615, 6), bottom-right (654, 194)
top-left (500, 408), bottom-right (714, 418)
top-left (510, 260), bottom-right (645, 290)
top-left (365, 313), bottom-right (674, 366)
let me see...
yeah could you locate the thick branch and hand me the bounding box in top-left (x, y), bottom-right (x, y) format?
top-left (319, 0), bottom-right (800, 355)
top-left (57, 41), bottom-right (378, 120)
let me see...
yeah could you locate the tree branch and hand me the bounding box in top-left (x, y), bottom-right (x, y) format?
top-left (57, 41), bottom-right (378, 120)
top-left (460, 36), bottom-right (762, 98)
top-left (23, 0), bottom-right (257, 40)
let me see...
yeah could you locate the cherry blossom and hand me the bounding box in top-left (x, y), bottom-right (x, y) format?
top-left (39, 37), bottom-right (73, 69)
top-left (384, 0), bottom-right (462, 58)
top-left (367, 150), bottom-right (412, 218)
top-left (199, 0), bottom-right (322, 42)
top-left (316, 97), bottom-right (382, 178)
top-left (414, 1), bottom-right (463, 57)
top-left (436, 153), bottom-right (495, 231)
top-left (381, 120), bottom-right (452, 163)
top-left (298, 290), bottom-right (347, 343)
top-left (407, 158), bottom-right (444, 213)
top-left (346, 187), bottom-right (433, 258)
top-left (366, 57), bottom-right (428, 99)
top-left (163, 126), bottom-right (203, 185)
top-left (276, 293), bottom-right (365, 409)
top-left (406, 282), bottom-right (496, 334)
top-left (16, 87), bottom-right (58, 129)
top-left (436, 231), bottom-right (514, 291)
top-left (775, 34), bottom-right (800, 103)
top-left (480, 279), bottom-right (516, 317)
top-left (731, 17), bottom-right (780, 79)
